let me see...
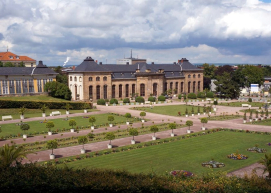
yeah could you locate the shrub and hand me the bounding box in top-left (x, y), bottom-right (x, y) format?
top-left (104, 99), bottom-right (109, 103)
top-left (135, 96), bottom-right (145, 103)
top-left (123, 98), bottom-right (130, 103)
top-left (178, 94), bottom-right (182, 99)
top-left (187, 93), bottom-right (197, 99)
top-left (206, 92), bottom-right (214, 98)
top-left (197, 92), bottom-right (205, 98)
top-left (148, 96), bottom-right (156, 102)
top-left (158, 95), bottom-right (166, 101)
top-left (97, 99), bottom-right (105, 105)
top-left (110, 98), bottom-right (118, 104)
top-left (248, 98), bottom-right (252, 102)
top-left (213, 100), bottom-right (218, 106)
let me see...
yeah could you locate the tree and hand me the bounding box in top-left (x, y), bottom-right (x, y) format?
top-left (200, 118), bottom-right (208, 128)
top-left (124, 113), bottom-right (132, 122)
top-left (64, 103), bottom-right (72, 111)
top-left (0, 61), bottom-right (3, 67)
top-left (44, 81), bottom-right (71, 100)
top-left (83, 103), bottom-right (90, 110)
top-left (215, 65), bottom-right (234, 77)
top-left (78, 136), bottom-right (88, 150)
top-left (203, 63), bottom-right (216, 79)
top-left (4, 62), bottom-right (15, 67)
top-left (89, 116), bottom-right (96, 126)
top-left (46, 140), bottom-right (58, 155)
top-left (140, 112), bottom-right (146, 120)
top-left (242, 65), bottom-right (264, 88)
top-left (19, 106), bottom-right (26, 115)
top-left (258, 153), bottom-right (271, 178)
top-left (107, 115), bottom-right (114, 124)
top-left (40, 104), bottom-right (48, 113)
top-left (18, 61), bottom-right (25, 67)
top-left (20, 123), bottom-right (30, 134)
top-left (150, 125), bottom-right (159, 137)
top-left (129, 128), bottom-right (139, 141)
top-left (168, 123), bottom-right (176, 133)
top-left (69, 119), bottom-right (77, 129)
top-left (46, 121), bottom-right (54, 132)
top-left (0, 144), bottom-right (27, 168)
top-left (203, 77), bottom-right (211, 90)
top-left (186, 120), bottom-right (193, 130)
top-left (105, 132), bottom-right (115, 145)
top-left (87, 132), bottom-right (95, 140)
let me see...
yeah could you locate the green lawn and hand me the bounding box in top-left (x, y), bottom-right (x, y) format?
top-left (0, 95), bottom-right (68, 102)
top-left (131, 105), bottom-right (206, 116)
top-left (204, 115), bottom-right (242, 121)
top-left (0, 113), bottom-right (132, 138)
top-left (61, 131), bottom-right (270, 176)
top-left (250, 119), bottom-right (271, 126)
top-left (218, 102), bottom-right (264, 107)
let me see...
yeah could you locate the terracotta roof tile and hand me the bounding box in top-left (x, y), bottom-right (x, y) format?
top-left (0, 51), bottom-right (36, 61)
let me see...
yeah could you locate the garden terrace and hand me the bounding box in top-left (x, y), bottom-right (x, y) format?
top-left (203, 115), bottom-right (242, 121)
top-left (217, 102), bottom-right (264, 107)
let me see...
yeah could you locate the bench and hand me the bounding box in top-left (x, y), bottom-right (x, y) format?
top-left (50, 111), bottom-right (61, 116)
top-left (145, 101), bottom-right (151, 104)
top-left (2, 115), bottom-right (13, 121)
top-left (242, 104), bottom-right (251, 108)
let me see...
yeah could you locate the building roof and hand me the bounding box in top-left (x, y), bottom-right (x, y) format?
top-left (0, 51), bottom-right (36, 62)
top-left (0, 61), bottom-right (57, 75)
top-left (73, 57), bottom-right (202, 74)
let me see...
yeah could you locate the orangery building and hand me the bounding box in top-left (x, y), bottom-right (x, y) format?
top-left (68, 57), bottom-right (203, 101)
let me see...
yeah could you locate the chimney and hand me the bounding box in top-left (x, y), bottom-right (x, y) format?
top-left (99, 62), bottom-right (102, 65)
top-left (95, 60), bottom-right (98, 63)
top-left (72, 66), bottom-right (75, 70)
top-left (151, 62), bottom-right (154, 65)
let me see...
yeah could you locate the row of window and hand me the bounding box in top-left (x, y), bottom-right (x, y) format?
top-left (0, 79), bottom-right (52, 95)
top-left (188, 74), bottom-right (201, 78)
top-left (69, 76), bottom-right (108, 82)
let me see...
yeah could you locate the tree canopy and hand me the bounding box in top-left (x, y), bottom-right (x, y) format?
top-left (44, 81), bottom-right (71, 100)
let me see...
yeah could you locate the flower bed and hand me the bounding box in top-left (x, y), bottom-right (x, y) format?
top-left (247, 147), bottom-right (266, 153)
top-left (170, 170), bottom-right (193, 177)
top-left (227, 153), bottom-right (248, 160)
top-left (267, 143), bottom-right (271, 146)
top-left (202, 160), bottom-right (225, 168)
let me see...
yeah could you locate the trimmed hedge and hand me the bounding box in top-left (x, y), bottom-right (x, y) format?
top-left (135, 96), bottom-right (145, 103)
top-left (178, 94), bottom-right (182, 99)
top-left (187, 93), bottom-right (197, 99)
top-left (0, 100), bottom-right (90, 110)
top-left (206, 92), bottom-right (214, 98)
top-left (148, 96), bottom-right (156, 102)
top-left (110, 98), bottom-right (118, 104)
top-left (97, 99), bottom-right (105, 105)
top-left (123, 98), bottom-right (130, 103)
top-left (158, 95), bottom-right (166, 101)
top-left (197, 92), bottom-right (205, 98)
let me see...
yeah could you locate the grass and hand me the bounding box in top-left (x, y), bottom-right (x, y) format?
top-left (131, 105), bottom-right (207, 116)
top-left (218, 102), bottom-right (264, 107)
top-left (60, 131), bottom-right (271, 176)
top-left (249, 119), bottom-right (271, 126)
top-left (0, 113), bottom-right (133, 138)
top-left (204, 115), bottom-right (242, 121)
top-left (0, 108), bottom-right (97, 120)
top-left (0, 95), bottom-right (69, 102)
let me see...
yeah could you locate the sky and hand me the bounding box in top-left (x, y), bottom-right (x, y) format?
top-left (1, 0), bottom-right (271, 66)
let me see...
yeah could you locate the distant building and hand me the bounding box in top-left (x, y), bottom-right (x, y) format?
top-left (68, 57), bottom-right (203, 101)
top-left (0, 51), bottom-right (36, 67)
top-left (0, 61), bottom-right (57, 96)
top-left (116, 50), bottom-right (146, 65)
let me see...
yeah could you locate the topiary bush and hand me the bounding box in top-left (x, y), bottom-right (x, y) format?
top-left (187, 93), bottom-right (197, 99)
top-left (135, 96), bottom-right (145, 103)
top-left (206, 92), bottom-right (214, 98)
top-left (197, 92), bottom-right (205, 98)
top-left (248, 98), bottom-right (252, 102)
top-left (158, 95), bottom-right (166, 101)
top-left (97, 99), bottom-right (105, 105)
top-left (110, 98), bottom-right (118, 104)
top-left (178, 94), bottom-right (182, 99)
top-left (123, 98), bottom-right (130, 103)
top-left (148, 96), bottom-right (156, 102)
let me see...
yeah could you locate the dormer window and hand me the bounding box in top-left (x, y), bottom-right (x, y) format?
top-left (16, 56), bottom-right (20, 59)
top-left (9, 56), bottom-right (13, 59)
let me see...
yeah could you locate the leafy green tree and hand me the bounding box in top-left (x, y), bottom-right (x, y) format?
top-left (140, 112), bottom-right (146, 119)
top-left (20, 123), bottom-right (30, 134)
top-left (89, 116), bottom-right (96, 126)
top-left (64, 103), bottom-right (72, 111)
top-left (0, 144), bottom-right (27, 168)
top-left (200, 118), bottom-right (208, 127)
top-left (150, 125), bottom-right (159, 137)
top-left (203, 63), bottom-right (216, 79)
top-left (4, 62), bottom-right (15, 67)
top-left (107, 115), bottom-right (114, 124)
top-left (258, 153), bottom-right (271, 178)
top-left (46, 121), bottom-right (54, 132)
top-left (19, 106), bottom-right (26, 115)
top-left (87, 132), bottom-right (95, 140)
top-left (18, 61), bottom-right (25, 67)
top-left (129, 128), bottom-right (139, 140)
top-left (40, 104), bottom-right (48, 113)
top-left (46, 140), bottom-right (58, 155)
top-left (69, 119), bottom-right (76, 129)
top-left (124, 113), bottom-right (132, 122)
top-left (186, 120), bottom-right (193, 130)
top-left (215, 65), bottom-right (233, 77)
top-left (78, 136), bottom-right (88, 149)
top-left (105, 132), bottom-right (115, 145)
top-left (44, 81), bottom-right (71, 100)
top-left (242, 65), bottom-right (264, 88)
top-left (168, 123), bottom-right (176, 133)
top-left (0, 61), bottom-right (3, 67)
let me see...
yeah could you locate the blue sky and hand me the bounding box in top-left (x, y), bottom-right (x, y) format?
top-left (1, 0), bottom-right (271, 66)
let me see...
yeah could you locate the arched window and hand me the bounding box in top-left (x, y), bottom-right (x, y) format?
top-left (164, 82), bottom-right (167, 92)
top-left (198, 74), bottom-right (201, 78)
top-left (74, 77), bottom-right (77, 82)
top-left (112, 85), bottom-right (116, 98)
top-left (103, 76), bottom-right (107, 81)
top-left (193, 81), bottom-right (196, 93)
top-left (175, 82), bottom-right (178, 94)
top-left (188, 74), bottom-right (191, 78)
top-left (193, 74), bottom-right (196, 78)
top-left (125, 84), bottom-right (129, 97)
top-left (170, 82), bottom-right (173, 90)
top-left (89, 77), bottom-right (92, 81)
top-left (188, 82), bottom-right (191, 93)
top-left (119, 84), bottom-right (122, 98)
top-left (198, 81), bottom-right (201, 91)
top-left (79, 77), bottom-right (82, 82)
top-left (103, 85), bottom-right (107, 99)
top-left (96, 85), bottom-right (100, 99)
top-left (89, 86), bottom-right (93, 99)
top-left (153, 83), bottom-right (157, 96)
top-left (140, 84), bottom-right (145, 96)
top-left (70, 76), bottom-right (72, 81)
top-left (181, 82), bottom-right (184, 93)
top-left (132, 84), bottom-right (135, 96)
top-left (96, 77), bottom-right (100, 81)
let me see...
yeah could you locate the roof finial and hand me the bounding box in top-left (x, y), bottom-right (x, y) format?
top-left (131, 49), bottom-right (132, 58)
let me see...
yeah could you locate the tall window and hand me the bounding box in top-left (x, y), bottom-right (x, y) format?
top-left (96, 77), bottom-right (100, 81)
top-left (89, 86), bottom-right (93, 99)
top-left (2, 80), bottom-right (8, 94)
top-left (89, 77), bottom-right (92, 81)
top-left (43, 79), bottom-right (47, 91)
top-left (103, 85), bottom-right (107, 99)
top-left (38, 79), bottom-right (42, 92)
top-left (125, 84), bottom-right (129, 97)
top-left (164, 82), bottom-right (167, 92)
top-left (96, 85), bottom-right (100, 99)
top-left (188, 74), bottom-right (191, 78)
top-left (74, 77), bottom-right (77, 81)
top-left (16, 80), bottom-right (21, 94)
top-left (49, 79), bottom-right (53, 82)
top-left (0, 82), bottom-right (2, 94)
top-left (198, 81), bottom-right (201, 91)
top-left (132, 84), bottom-right (135, 96)
top-left (198, 74), bottom-right (201, 78)
top-left (181, 82), bottom-right (184, 93)
top-left (112, 85), bottom-right (116, 98)
top-left (23, 80), bottom-right (28, 93)
top-left (188, 82), bottom-right (191, 93)
top-left (140, 84), bottom-right (145, 96)
top-left (193, 81), bottom-right (196, 93)
top-left (175, 82), bottom-right (178, 94)
top-left (103, 76), bottom-right (107, 81)
top-left (170, 82), bottom-right (173, 90)
top-left (70, 76), bottom-right (72, 81)
top-left (29, 80), bottom-right (34, 93)
top-left (153, 83), bottom-right (157, 96)
top-left (193, 74), bottom-right (196, 78)
top-left (9, 80), bottom-right (15, 94)
top-left (119, 84), bottom-right (122, 98)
